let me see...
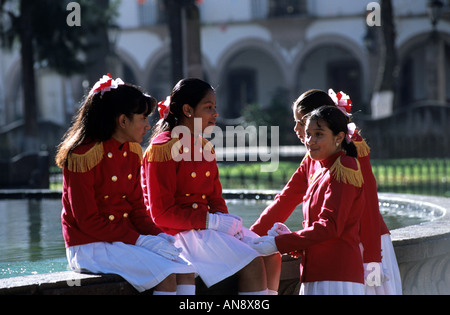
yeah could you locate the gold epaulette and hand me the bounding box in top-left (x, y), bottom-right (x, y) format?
top-left (353, 138), bottom-right (371, 158)
top-left (144, 138), bottom-right (182, 162)
top-left (67, 142), bottom-right (104, 173)
top-left (129, 142), bottom-right (143, 162)
top-left (201, 137), bottom-right (215, 155)
top-left (329, 156), bottom-right (364, 188)
top-left (300, 152), bottom-right (309, 165)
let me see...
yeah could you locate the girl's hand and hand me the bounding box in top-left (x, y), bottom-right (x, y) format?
top-left (267, 222), bottom-right (291, 237)
top-left (136, 235), bottom-right (182, 260)
top-left (207, 212), bottom-right (242, 236)
top-left (250, 236), bottom-right (279, 255)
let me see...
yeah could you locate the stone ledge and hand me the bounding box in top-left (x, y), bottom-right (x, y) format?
top-left (0, 256), bottom-right (301, 295)
top-left (0, 271), bottom-right (139, 295)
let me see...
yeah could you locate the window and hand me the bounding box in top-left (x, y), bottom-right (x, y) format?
top-left (137, 0), bottom-right (167, 27)
top-left (227, 69), bottom-right (257, 118)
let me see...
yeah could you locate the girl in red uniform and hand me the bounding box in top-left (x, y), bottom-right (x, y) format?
top-left (251, 89), bottom-right (401, 294)
top-left (56, 74), bottom-right (195, 294)
top-left (251, 105), bottom-right (366, 294)
top-left (141, 78), bottom-right (273, 294)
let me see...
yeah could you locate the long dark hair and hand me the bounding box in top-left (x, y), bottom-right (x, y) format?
top-left (56, 83), bottom-right (157, 168)
top-left (305, 105), bottom-right (358, 158)
top-left (150, 78), bottom-right (214, 142)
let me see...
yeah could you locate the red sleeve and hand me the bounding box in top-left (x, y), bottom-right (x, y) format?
top-left (275, 178), bottom-right (363, 254)
top-left (358, 154), bottom-right (382, 262)
top-left (250, 157), bottom-right (310, 236)
top-left (128, 165), bottom-right (162, 236)
top-left (207, 165), bottom-right (228, 214)
top-left (142, 158), bottom-right (208, 234)
top-left (64, 167), bottom-right (139, 245)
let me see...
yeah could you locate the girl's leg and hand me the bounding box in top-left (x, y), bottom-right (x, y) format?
top-left (176, 273), bottom-right (196, 295)
top-left (237, 257), bottom-right (268, 294)
top-left (264, 253), bottom-right (282, 294)
top-left (153, 273), bottom-right (177, 295)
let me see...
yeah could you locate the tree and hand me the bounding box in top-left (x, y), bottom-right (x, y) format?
top-left (0, 0), bottom-right (118, 151)
top-left (163, 0), bottom-right (202, 85)
top-left (370, 0), bottom-right (398, 119)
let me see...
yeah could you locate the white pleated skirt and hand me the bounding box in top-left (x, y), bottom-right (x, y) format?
top-left (364, 233), bottom-right (403, 295)
top-left (66, 241), bottom-right (196, 293)
top-left (174, 227), bottom-right (261, 287)
top-left (300, 281), bottom-right (365, 295)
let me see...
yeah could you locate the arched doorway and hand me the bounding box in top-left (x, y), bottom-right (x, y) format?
top-left (296, 44), bottom-right (364, 112)
top-left (217, 47), bottom-right (286, 119)
top-left (398, 34), bottom-right (450, 107)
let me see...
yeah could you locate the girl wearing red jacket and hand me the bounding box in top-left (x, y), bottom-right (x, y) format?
top-left (251, 105), bottom-right (366, 294)
top-left (251, 89), bottom-right (401, 294)
top-left (56, 75), bottom-right (195, 294)
top-left (141, 78), bottom-right (276, 294)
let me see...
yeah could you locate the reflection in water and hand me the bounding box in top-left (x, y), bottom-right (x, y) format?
top-left (28, 199), bottom-right (43, 261)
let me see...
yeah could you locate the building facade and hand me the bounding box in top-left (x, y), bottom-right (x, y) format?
top-left (1, 0), bottom-right (449, 131)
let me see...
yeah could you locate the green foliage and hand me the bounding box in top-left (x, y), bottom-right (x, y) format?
top-left (241, 87), bottom-right (298, 145)
top-left (0, 0), bottom-right (119, 76)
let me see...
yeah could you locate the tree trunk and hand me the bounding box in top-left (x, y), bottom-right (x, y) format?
top-left (164, 0), bottom-right (184, 86)
top-left (19, 0), bottom-right (39, 151)
top-left (86, 0), bottom-right (110, 85)
top-left (371, 0), bottom-right (397, 119)
top-left (185, 1), bottom-right (202, 78)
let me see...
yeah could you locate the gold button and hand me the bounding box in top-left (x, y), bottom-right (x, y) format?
top-left (207, 205), bottom-right (211, 210)
top-left (205, 171), bottom-right (211, 177)
top-left (104, 195), bottom-right (109, 199)
top-left (202, 194), bottom-right (206, 199)
top-left (128, 174), bottom-right (132, 180)
top-left (123, 151), bottom-right (127, 157)
top-left (191, 172), bottom-right (197, 178)
top-left (122, 195), bottom-right (126, 199)
top-left (107, 152), bottom-right (113, 158)
top-left (192, 203), bottom-right (198, 209)
top-left (123, 213), bottom-right (128, 218)
top-left (108, 215), bottom-right (115, 221)
top-left (111, 176), bottom-right (118, 182)
top-left (185, 193), bottom-right (191, 197)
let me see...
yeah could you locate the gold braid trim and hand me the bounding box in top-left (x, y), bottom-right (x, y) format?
top-left (202, 137), bottom-right (215, 154)
top-left (144, 138), bottom-right (182, 162)
top-left (67, 142), bottom-right (104, 173)
top-left (353, 138), bottom-right (371, 158)
top-left (329, 156), bottom-right (364, 188)
top-left (129, 142), bottom-right (143, 162)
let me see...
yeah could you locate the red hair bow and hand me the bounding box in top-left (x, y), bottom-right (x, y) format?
top-left (328, 89), bottom-right (352, 116)
top-left (89, 73), bottom-right (124, 96)
top-left (158, 96), bottom-right (171, 121)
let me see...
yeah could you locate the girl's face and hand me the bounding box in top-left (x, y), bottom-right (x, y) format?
top-left (114, 113), bottom-right (151, 144)
top-left (192, 90), bottom-right (218, 133)
top-left (304, 118), bottom-right (344, 161)
top-left (293, 109), bottom-right (307, 143)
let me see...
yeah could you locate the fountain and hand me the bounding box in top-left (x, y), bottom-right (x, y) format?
top-left (0, 190), bottom-right (449, 294)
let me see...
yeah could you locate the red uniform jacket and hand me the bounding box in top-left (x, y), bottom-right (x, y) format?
top-left (275, 151), bottom-right (365, 284)
top-left (141, 131), bottom-right (228, 235)
top-left (251, 133), bottom-right (389, 263)
top-left (61, 137), bottom-right (162, 248)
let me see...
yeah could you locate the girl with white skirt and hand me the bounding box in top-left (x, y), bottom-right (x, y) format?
top-left (142, 78), bottom-right (275, 294)
top-left (57, 75), bottom-right (196, 294)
